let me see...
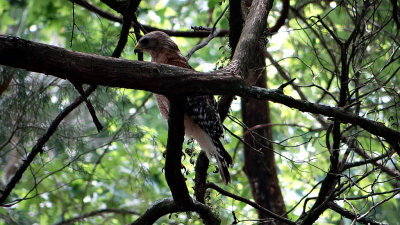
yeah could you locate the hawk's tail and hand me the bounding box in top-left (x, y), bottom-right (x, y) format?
top-left (214, 139), bottom-right (233, 184)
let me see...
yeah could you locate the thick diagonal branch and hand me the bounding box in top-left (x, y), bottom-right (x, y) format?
top-left (164, 96), bottom-right (191, 207)
top-left (0, 35), bottom-right (399, 149)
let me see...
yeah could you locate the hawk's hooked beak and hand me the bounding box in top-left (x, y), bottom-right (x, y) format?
top-left (134, 43), bottom-right (142, 54)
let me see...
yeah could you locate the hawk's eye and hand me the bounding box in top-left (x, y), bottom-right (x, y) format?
top-left (140, 37), bottom-right (149, 46)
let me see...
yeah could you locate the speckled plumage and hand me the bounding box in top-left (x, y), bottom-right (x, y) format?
top-left (135, 31), bottom-right (232, 184)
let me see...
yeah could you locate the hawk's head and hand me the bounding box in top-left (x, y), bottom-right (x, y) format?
top-left (134, 31), bottom-right (180, 58)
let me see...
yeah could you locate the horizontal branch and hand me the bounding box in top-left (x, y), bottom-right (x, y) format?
top-left (242, 85), bottom-right (400, 145)
top-left (1, 35), bottom-right (400, 147)
top-left (73, 0), bottom-right (228, 38)
top-left (327, 202), bottom-right (387, 225)
top-left (54, 208), bottom-right (139, 225)
top-left (142, 26), bottom-right (229, 38)
top-left (130, 198), bottom-right (220, 225)
top-left (0, 35), bottom-right (242, 96)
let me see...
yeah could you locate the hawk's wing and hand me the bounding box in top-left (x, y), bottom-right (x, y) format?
top-left (159, 50), bottom-right (232, 183)
top-left (185, 95), bottom-right (223, 138)
top-left (165, 55), bottom-right (223, 138)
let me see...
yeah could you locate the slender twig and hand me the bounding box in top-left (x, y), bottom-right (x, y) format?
top-left (317, 15), bottom-right (343, 45)
top-left (285, 180), bottom-right (323, 217)
top-left (79, 93), bottom-right (152, 213)
top-left (70, 81), bottom-right (103, 132)
top-left (207, 182), bottom-right (295, 225)
top-left (327, 202), bottom-right (387, 225)
top-left (70, 0), bottom-right (76, 47)
top-left (185, 29), bottom-right (222, 60)
top-left (357, 190), bottom-right (400, 221)
top-left (185, 3), bottom-right (229, 60)
top-left (54, 208), bottom-right (139, 225)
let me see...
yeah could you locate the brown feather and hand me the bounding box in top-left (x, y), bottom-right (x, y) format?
top-left (136, 31), bottom-right (232, 184)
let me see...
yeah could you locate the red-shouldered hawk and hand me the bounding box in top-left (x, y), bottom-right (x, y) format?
top-left (135, 31), bottom-right (232, 184)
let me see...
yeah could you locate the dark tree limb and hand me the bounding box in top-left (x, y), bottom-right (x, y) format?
top-left (217, 95), bottom-right (235, 122)
top-left (130, 198), bottom-right (186, 225)
top-left (1, 35), bottom-right (400, 148)
top-left (0, 34), bottom-right (241, 95)
top-left (72, 0), bottom-right (122, 23)
top-left (269, 0), bottom-right (289, 33)
top-left (130, 198), bottom-right (220, 225)
top-left (70, 81), bottom-right (103, 132)
top-left (194, 151), bottom-right (209, 204)
top-left (391, 0), bottom-right (400, 29)
top-left (192, 0), bottom-right (245, 203)
top-left (237, 0), bottom-right (288, 221)
top-left (229, 0), bottom-right (273, 71)
top-left (54, 208), bottom-right (139, 225)
top-left (0, 66), bottom-right (13, 96)
top-left (164, 96), bottom-right (192, 207)
top-left (112, 0), bottom-right (141, 58)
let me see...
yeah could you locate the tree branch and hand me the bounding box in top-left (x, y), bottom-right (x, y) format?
top-left (70, 0), bottom-right (228, 38)
top-left (73, 0), bottom-right (122, 23)
top-left (391, 0), bottom-right (400, 29)
top-left (326, 202), bottom-right (387, 225)
top-left (54, 208), bottom-right (139, 225)
top-left (164, 96), bottom-right (191, 207)
top-left (112, 0), bottom-right (141, 58)
top-left (194, 151), bottom-right (209, 204)
top-left (130, 198), bottom-right (220, 225)
top-left (230, 0), bottom-right (273, 72)
top-left (264, 51), bottom-right (329, 128)
top-left (269, 0), bottom-right (289, 33)
top-left (0, 35), bottom-right (399, 150)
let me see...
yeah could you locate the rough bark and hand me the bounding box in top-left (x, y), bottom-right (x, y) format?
top-left (230, 0), bottom-right (287, 222)
top-left (0, 35), bottom-right (241, 95)
top-left (130, 198), bottom-right (220, 225)
top-left (241, 28), bottom-right (287, 224)
top-left (1, 35), bottom-right (400, 146)
top-left (164, 96), bottom-right (192, 208)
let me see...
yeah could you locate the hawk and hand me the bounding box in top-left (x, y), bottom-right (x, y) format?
top-left (135, 31), bottom-right (233, 184)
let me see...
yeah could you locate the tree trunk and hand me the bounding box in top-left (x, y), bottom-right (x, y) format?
top-left (241, 48), bottom-right (287, 224)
